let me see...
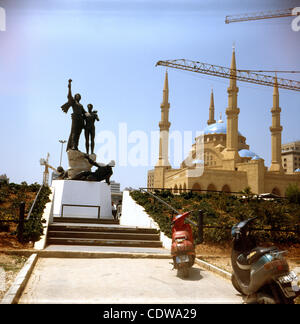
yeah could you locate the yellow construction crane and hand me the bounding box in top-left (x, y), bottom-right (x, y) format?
top-left (225, 7), bottom-right (299, 24)
top-left (40, 153), bottom-right (58, 186)
top-left (155, 59), bottom-right (300, 92)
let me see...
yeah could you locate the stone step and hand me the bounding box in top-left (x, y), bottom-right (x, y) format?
top-left (47, 217), bottom-right (163, 249)
top-left (52, 217), bottom-right (119, 225)
top-left (48, 224), bottom-right (159, 235)
top-left (47, 230), bottom-right (160, 241)
top-left (46, 237), bottom-right (163, 248)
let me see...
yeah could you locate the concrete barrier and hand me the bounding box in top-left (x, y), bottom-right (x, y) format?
top-left (1, 253), bottom-right (38, 304)
top-left (120, 191), bottom-right (172, 250)
top-left (34, 187), bottom-right (55, 250)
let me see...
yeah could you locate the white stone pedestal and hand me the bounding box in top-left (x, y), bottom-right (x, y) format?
top-left (51, 180), bottom-right (113, 219)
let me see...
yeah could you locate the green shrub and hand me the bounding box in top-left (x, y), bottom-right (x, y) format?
top-left (130, 190), bottom-right (300, 244)
top-left (285, 183), bottom-right (300, 204)
top-left (20, 185), bottom-right (51, 243)
top-left (1, 183), bottom-right (52, 243)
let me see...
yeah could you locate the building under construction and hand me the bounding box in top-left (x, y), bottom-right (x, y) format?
top-left (147, 49), bottom-right (300, 196)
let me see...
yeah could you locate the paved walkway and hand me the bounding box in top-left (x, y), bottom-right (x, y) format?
top-left (18, 257), bottom-right (243, 304)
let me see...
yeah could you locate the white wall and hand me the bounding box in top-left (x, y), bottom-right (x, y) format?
top-left (34, 187), bottom-right (54, 250)
top-left (51, 180), bottom-right (113, 219)
top-left (120, 191), bottom-right (172, 250)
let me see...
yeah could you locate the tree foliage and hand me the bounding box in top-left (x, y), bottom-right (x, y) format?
top-left (130, 190), bottom-right (300, 244)
top-left (0, 182), bottom-right (51, 243)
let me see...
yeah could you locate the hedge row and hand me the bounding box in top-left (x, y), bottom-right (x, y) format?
top-left (20, 185), bottom-right (51, 243)
top-left (130, 189), bottom-right (300, 244)
top-left (0, 182), bottom-right (51, 243)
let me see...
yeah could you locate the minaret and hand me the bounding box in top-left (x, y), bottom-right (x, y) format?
top-left (207, 89), bottom-right (216, 125)
top-left (269, 75), bottom-right (283, 172)
top-left (156, 70), bottom-right (171, 168)
top-left (223, 47), bottom-right (241, 164)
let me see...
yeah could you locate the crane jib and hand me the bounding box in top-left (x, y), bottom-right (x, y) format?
top-left (156, 60), bottom-right (300, 92)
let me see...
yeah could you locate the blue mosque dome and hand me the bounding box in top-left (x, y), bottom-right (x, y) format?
top-left (203, 117), bottom-right (261, 161)
top-left (251, 155), bottom-right (262, 160)
top-left (203, 120), bottom-right (243, 136)
top-left (239, 149), bottom-right (262, 160)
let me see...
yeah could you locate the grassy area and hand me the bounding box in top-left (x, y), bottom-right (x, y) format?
top-left (0, 253), bottom-right (28, 301)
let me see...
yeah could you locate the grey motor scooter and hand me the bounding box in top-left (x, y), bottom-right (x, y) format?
top-left (231, 217), bottom-right (299, 304)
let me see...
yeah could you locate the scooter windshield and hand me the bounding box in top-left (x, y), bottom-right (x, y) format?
top-left (231, 217), bottom-right (257, 237)
top-left (173, 212), bottom-right (190, 223)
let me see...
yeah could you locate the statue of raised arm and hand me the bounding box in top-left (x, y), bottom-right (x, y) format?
top-left (61, 79), bottom-right (86, 151)
top-left (61, 79), bottom-right (73, 113)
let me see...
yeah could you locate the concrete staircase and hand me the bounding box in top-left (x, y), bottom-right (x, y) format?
top-left (46, 217), bottom-right (163, 248)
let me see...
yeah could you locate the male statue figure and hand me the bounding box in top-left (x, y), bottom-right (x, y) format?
top-left (84, 104), bottom-right (99, 154)
top-left (61, 79), bottom-right (86, 151)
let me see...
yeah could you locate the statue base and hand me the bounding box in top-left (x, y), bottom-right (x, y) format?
top-left (67, 150), bottom-right (96, 179)
top-left (51, 180), bottom-right (113, 219)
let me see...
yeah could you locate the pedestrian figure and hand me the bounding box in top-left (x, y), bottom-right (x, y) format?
top-left (112, 201), bottom-right (117, 220)
top-left (116, 200), bottom-right (122, 220)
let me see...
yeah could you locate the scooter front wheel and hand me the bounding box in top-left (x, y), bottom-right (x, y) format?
top-left (256, 292), bottom-right (276, 304)
top-left (231, 274), bottom-right (243, 294)
top-left (177, 264), bottom-right (190, 278)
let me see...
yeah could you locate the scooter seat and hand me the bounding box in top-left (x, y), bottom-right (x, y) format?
top-left (247, 246), bottom-right (278, 264)
top-left (237, 246), bottom-right (278, 270)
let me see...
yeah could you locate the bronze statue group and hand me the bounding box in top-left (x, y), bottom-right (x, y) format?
top-left (58, 79), bottom-right (114, 184)
top-left (61, 79), bottom-right (99, 154)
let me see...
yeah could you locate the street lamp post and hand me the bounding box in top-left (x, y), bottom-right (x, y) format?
top-left (59, 140), bottom-right (66, 166)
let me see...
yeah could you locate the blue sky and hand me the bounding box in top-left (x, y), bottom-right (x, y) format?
top-left (0, 0), bottom-right (299, 189)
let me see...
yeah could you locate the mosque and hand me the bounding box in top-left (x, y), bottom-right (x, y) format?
top-left (147, 49), bottom-right (300, 197)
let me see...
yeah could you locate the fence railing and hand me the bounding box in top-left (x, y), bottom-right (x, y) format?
top-left (140, 187), bottom-right (285, 199)
top-left (196, 212), bottom-right (300, 243)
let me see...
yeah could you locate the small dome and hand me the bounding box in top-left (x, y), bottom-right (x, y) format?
top-left (239, 149), bottom-right (261, 160)
top-left (192, 159), bottom-right (204, 164)
top-left (294, 168), bottom-right (300, 172)
top-left (252, 155), bottom-right (262, 160)
top-left (203, 120), bottom-right (243, 136)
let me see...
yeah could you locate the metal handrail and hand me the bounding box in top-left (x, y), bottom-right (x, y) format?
top-left (139, 187), bottom-right (198, 227)
top-left (139, 187), bottom-right (179, 214)
top-left (139, 187), bottom-right (285, 199)
top-left (201, 224), bottom-right (299, 234)
top-left (26, 184), bottom-right (44, 220)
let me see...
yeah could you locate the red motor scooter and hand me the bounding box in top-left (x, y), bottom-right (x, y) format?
top-left (171, 211), bottom-right (196, 278)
